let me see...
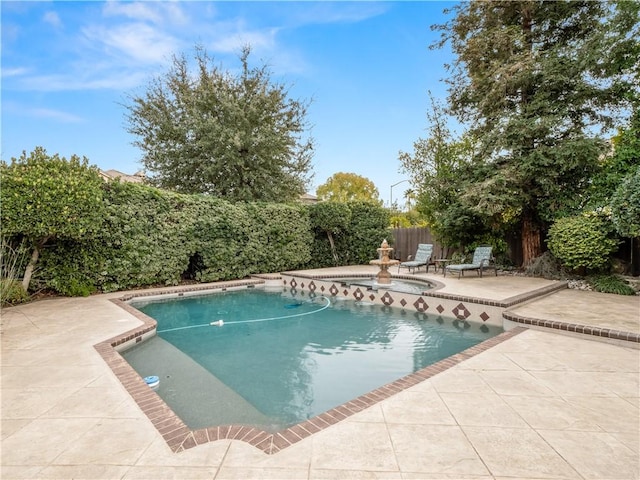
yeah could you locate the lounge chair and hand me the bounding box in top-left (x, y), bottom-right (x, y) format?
top-left (398, 244), bottom-right (433, 274)
top-left (444, 246), bottom-right (497, 278)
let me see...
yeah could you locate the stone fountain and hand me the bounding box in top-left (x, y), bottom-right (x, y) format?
top-left (369, 239), bottom-right (399, 285)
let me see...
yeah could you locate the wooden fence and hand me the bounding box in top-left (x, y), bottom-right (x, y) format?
top-left (391, 227), bottom-right (523, 266)
top-left (390, 227), bottom-right (455, 262)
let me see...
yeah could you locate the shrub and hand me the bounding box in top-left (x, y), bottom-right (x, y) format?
top-left (346, 202), bottom-right (391, 264)
top-left (0, 279), bottom-right (29, 306)
top-left (450, 251), bottom-right (467, 265)
top-left (390, 215), bottom-right (412, 228)
top-left (0, 148), bottom-right (105, 292)
top-left (307, 201), bottom-right (390, 267)
top-left (547, 215), bottom-right (618, 272)
top-left (588, 274), bottom-right (636, 295)
top-left (611, 166), bottom-right (640, 238)
top-left (1, 237), bottom-right (29, 306)
top-left (38, 245), bottom-right (97, 297)
top-left (524, 251), bottom-right (567, 279)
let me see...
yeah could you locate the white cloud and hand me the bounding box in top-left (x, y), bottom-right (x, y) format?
top-left (82, 23), bottom-right (179, 64)
top-left (43, 11), bottom-right (62, 28)
top-left (4, 2), bottom-right (342, 92)
top-left (209, 25), bottom-right (279, 54)
top-left (17, 70), bottom-right (151, 92)
top-left (256, 2), bottom-right (390, 27)
top-left (314, 3), bottom-right (389, 24)
top-left (102, 1), bottom-right (188, 26)
top-left (102, 1), bottom-right (163, 24)
top-left (160, 2), bottom-right (189, 26)
top-left (25, 107), bottom-right (84, 123)
top-left (1, 67), bottom-right (29, 78)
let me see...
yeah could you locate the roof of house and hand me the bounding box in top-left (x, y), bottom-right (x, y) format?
top-left (99, 169), bottom-right (146, 184)
top-left (299, 193), bottom-right (319, 203)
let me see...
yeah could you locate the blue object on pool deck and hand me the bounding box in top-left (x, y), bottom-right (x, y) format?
top-left (144, 375), bottom-right (160, 388)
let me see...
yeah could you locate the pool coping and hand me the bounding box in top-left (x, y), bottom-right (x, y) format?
top-left (94, 275), bottom-right (636, 454)
top-left (503, 310), bottom-right (640, 343)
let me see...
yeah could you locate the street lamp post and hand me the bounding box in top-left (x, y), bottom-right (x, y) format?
top-left (389, 179), bottom-right (409, 209)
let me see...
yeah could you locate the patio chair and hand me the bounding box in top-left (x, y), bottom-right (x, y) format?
top-left (444, 246), bottom-right (497, 278)
top-left (398, 244), bottom-right (433, 274)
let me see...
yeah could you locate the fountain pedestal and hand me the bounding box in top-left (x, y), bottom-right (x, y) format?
top-left (369, 239), bottom-right (400, 285)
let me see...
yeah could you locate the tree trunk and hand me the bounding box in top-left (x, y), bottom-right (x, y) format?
top-left (22, 245), bottom-right (41, 292)
top-left (521, 213), bottom-right (542, 268)
top-left (632, 236), bottom-right (639, 276)
top-left (326, 231), bottom-right (339, 266)
top-left (519, 6), bottom-right (539, 270)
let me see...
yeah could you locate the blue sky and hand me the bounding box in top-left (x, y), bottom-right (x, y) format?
top-left (2, 1), bottom-right (456, 206)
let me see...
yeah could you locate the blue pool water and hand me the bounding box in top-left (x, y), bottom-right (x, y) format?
top-left (124, 288), bottom-right (501, 431)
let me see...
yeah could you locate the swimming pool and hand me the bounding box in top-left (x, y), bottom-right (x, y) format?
top-left (124, 288), bottom-right (502, 432)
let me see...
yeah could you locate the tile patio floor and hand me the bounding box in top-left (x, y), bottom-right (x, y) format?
top-left (1, 268), bottom-right (638, 480)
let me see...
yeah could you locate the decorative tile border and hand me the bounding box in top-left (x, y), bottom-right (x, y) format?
top-left (282, 273), bottom-right (508, 327)
top-left (96, 290), bottom-right (526, 454)
top-left (277, 273), bottom-right (635, 349)
top-left (285, 272), bottom-right (568, 309)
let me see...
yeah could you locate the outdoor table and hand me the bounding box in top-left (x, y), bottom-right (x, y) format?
top-left (433, 259), bottom-right (452, 275)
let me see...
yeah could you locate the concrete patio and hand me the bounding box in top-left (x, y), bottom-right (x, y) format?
top-left (1, 268), bottom-right (638, 479)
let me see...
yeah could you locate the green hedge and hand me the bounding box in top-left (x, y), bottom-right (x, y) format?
top-left (307, 201), bottom-right (391, 267)
top-left (28, 183), bottom-right (388, 296)
top-left (35, 182), bottom-right (320, 293)
top-left (611, 166), bottom-right (640, 238)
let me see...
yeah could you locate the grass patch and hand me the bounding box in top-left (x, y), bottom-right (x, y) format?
top-left (1, 237), bottom-right (30, 307)
top-left (587, 274), bottom-right (636, 295)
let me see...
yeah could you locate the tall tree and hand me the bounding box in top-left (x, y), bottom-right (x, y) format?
top-left (0, 147), bottom-right (104, 291)
top-left (403, 188), bottom-right (416, 211)
top-left (316, 172), bottom-right (382, 205)
top-left (433, 1), bottom-right (639, 266)
top-left (125, 46), bottom-right (314, 202)
top-left (399, 96), bottom-right (490, 248)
